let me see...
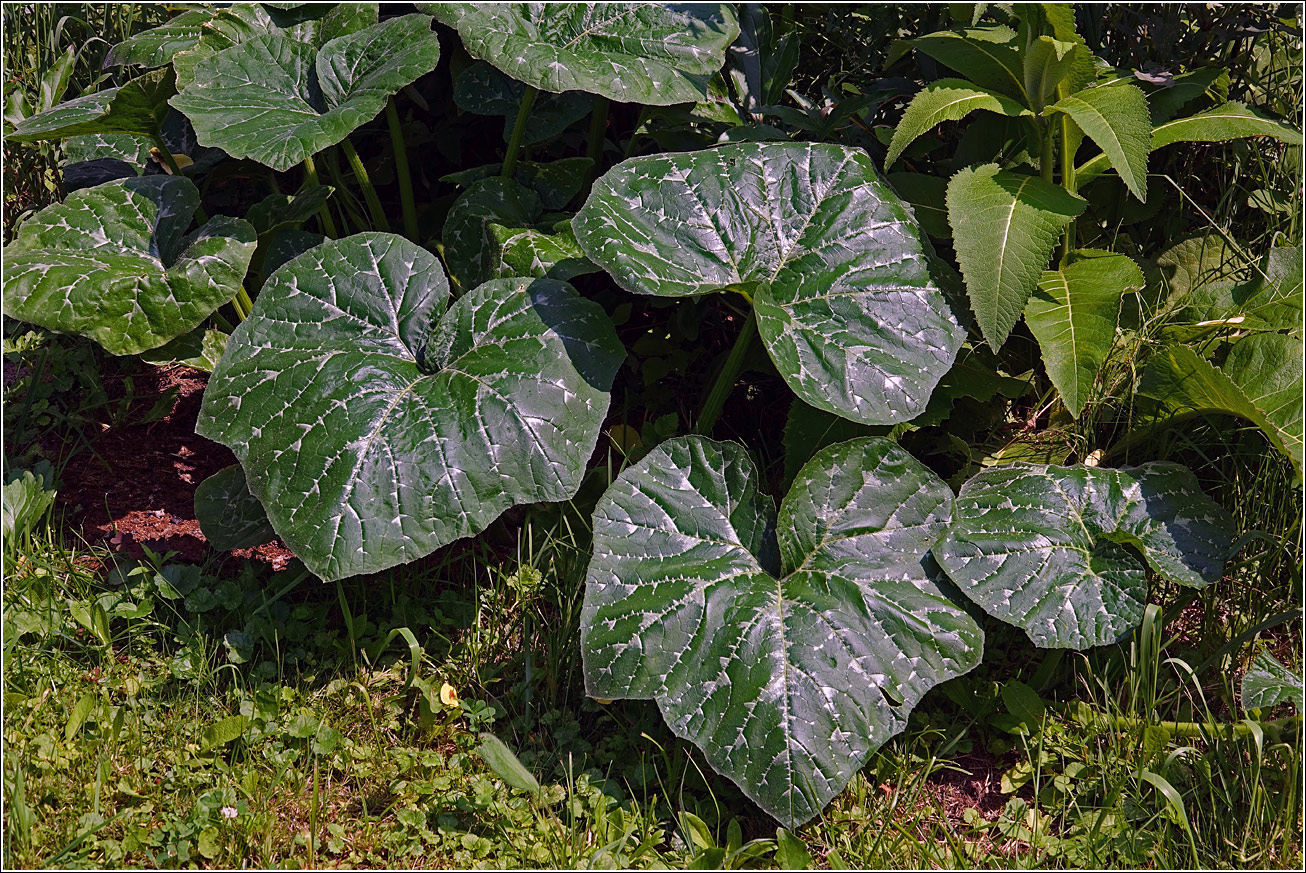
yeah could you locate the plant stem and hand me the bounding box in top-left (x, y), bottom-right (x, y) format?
top-left (302, 154), bottom-right (338, 238)
top-left (502, 85), bottom-right (538, 179)
top-left (341, 137), bottom-right (389, 233)
top-left (233, 286), bottom-right (254, 321)
top-left (385, 98), bottom-right (419, 241)
top-left (1039, 124), bottom-right (1055, 184)
top-left (1059, 113), bottom-right (1077, 263)
top-left (151, 130), bottom-right (207, 223)
top-left (696, 306), bottom-right (757, 435)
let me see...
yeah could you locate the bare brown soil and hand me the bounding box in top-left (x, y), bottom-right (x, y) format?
top-left (54, 363), bottom-right (296, 569)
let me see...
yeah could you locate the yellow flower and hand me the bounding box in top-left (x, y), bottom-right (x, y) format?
top-left (439, 682), bottom-right (459, 707)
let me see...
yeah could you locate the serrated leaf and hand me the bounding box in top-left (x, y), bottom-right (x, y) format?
top-left (1144, 67), bottom-right (1229, 124)
top-left (582, 436), bottom-right (983, 827)
top-left (196, 233), bottom-right (623, 581)
top-left (1047, 83), bottom-right (1150, 201)
top-left (453, 61), bottom-right (591, 145)
top-left (912, 28), bottom-right (1027, 102)
top-left (1023, 37), bottom-right (1085, 112)
top-left (194, 465), bottom-right (276, 552)
top-left (575, 142), bottom-right (966, 425)
top-left (170, 13), bottom-right (439, 171)
top-left (2, 176), bottom-right (256, 356)
top-left (1242, 651), bottom-right (1304, 712)
top-left (427, 3), bottom-right (739, 105)
top-left (1138, 340), bottom-right (1303, 477)
top-left (9, 67), bottom-right (175, 142)
top-left (936, 462), bottom-right (1235, 649)
top-left (1026, 251), bottom-right (1142, 417)
top-left (885, 78), bottom-right (1029, 168)
top-left (1150, 101), bottom-right (1303, 149)
top-left (1077, 102), bottom-right (1302, 187)
top-left (946, 164), bottom-right (1087, 348)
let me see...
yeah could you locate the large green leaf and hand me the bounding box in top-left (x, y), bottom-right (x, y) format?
top-left (426, 3), bottom-right (739, 105)
top-left (169, 13), bottom-right (439, 171)
top-left (2, 176), bottom-right (256, 355)
top-left (1076, 102), bottom-right (1302, 186)
top-left (196, 233), bottom-right (624, 582)
top-left (1023, 36), bottom-right (1089, 112)
top-left (946, 164), bottom-right (1087, 348)
top-left (1025, 251), bottom-right (1143, 417)
top-left (194, 465), bottom-right (276, 552)
top-left (1242, 651), bottom-right (1304, 712)
top-left (936, 462), bottom-right (1235, 649)
top-left (442, 177), bottom-right (543, 292)
top-left (453, 61), bottom-right (591, 145)
top-left (1139, 340), bottom-right (1303, 476)
top-left (575, 142), bottom-right (966, 426)
top-left (105, 9), bottom-right (213, 68)
top-left (884, 78), bottom-right (1030, 169)
top-left (582, 436), bottom-right (982, 827)
top-left (911, 28), bottom-right (1027, 102)
top-left (8, 68), bottom-right (175, 142)
top-left (1047, 83), bottom-right (1151, 201)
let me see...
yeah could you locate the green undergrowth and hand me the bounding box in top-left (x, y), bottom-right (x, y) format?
top-left (4, 498), bottom-right (1300, 868)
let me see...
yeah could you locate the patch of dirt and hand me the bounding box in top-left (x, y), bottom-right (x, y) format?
top-left (927, 750), bottom-right (1009, 822)
top-left (54, 364), bottom-right (296, 570)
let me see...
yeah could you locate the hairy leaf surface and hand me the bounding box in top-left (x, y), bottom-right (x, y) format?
top-left (2, 176), bottom-right (255, 355)
top-left (426, 3), bottom-right (738, 105)
top-left (936, 463), bottom-right (1234, 649)
top-left (196, 233), bottom-right (623, 581)
top-left (583, 436), bottom-right (982, 826)
top-left (575, 142), bottom-right (966, 425)
top-left (885, 79), bottom-right (1029, 169)
top-left (1025, 252), bottom-right (1142, 417)
top-left (946, 163), bottom-right (1087, 348)
top-left (1047, 83), bottom-right (1151, 201)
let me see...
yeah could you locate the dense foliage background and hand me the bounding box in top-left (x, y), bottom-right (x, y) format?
top-left (3, 3), bottom-right (1302, 867)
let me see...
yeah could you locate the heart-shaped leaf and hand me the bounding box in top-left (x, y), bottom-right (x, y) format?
top-left (575, 142), bottom-right (966, 425)
top-left (427, 3), bottom-right (739, 105)
top-left (194, 465), bottom-right (276, 552)
top-left (936, 462), bottom-right (1235, 649)
top-left (3, 176), bottom-right (256, 355)
top-left (443, 177), bottom-right (543, 292)
top-left (196, 233), bottom-right (624, 581)
top-left (453, 61), bottom-right (591, 145)
top-left (170, 13), bottom-right (439, 171)
top-left (1139, 339), bottom-right (1303, 477)
top-left (582, 436), bottom-right (983, 826)
top-left (9, 67), bottom-right (175, 142)
top-left (946, 163), bottom-right (1087, 348)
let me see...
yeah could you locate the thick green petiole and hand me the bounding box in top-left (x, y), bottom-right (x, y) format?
top-left (502, 85), bottom-right (538, 179)
top-left (385, 98), bottom-right (419, 241)
top-left (584, 94), bottom-right (610, 192)
top-left (695, 305), bottom-right (757, 435)
top-left (341, 137), bottom-right (389, 233)
top-left (302, 154), bottom-right (339, 238)
top-left (1059, 114), bottom-right (1077, 264)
